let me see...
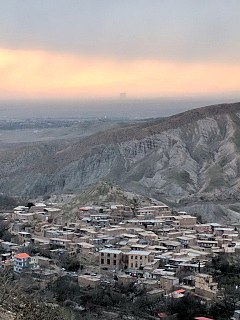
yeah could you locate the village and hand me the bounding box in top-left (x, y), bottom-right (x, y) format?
top-left (1, 198), bottom-right (240, 320)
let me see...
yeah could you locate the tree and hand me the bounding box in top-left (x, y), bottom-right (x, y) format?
top-left (50, 276), bottom-right (81, 303)
top-left (205, 253), bottom-right (240, 319)
top-left (131, 198), bottom-right (139, 217)
top-left (15, 298), bottom-right (64, 320)
top-left (26, 202), bottom-right (35, 209)
top-left (169, 295), bottom-right (206, 320)
top-left (0, 268), bottom-right (65, 320)
top-left (0, 268), bottom-right (18, 307)
top-left (0, 217), bottom-right (10, 240)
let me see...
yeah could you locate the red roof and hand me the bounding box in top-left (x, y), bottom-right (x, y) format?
top-left (174, 289), bottom-right (185, 293)
top-left (14, 253), bottom-right (30, 259)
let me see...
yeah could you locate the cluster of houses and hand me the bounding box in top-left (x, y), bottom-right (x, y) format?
top-left (1, 200), bottom-right (240, 315)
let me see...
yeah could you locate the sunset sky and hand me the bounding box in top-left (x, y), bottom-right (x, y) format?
top-left (1, 0), bottom-right (240, 101)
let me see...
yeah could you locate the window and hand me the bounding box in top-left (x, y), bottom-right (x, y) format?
top-left (140, 256), bottom-right (142, 260)
top-left (101, 259), bottom-right (104, 264)
top-left (107, 253), bottom-right (110, 257)
top-left (131, 263), bottom-right (133, 268)
top-left (135, 262), bottom-right (138, 268)
top-left (107, 259), bottom-right (110, 265)
top-left (114, 254), bottom-right (116, 258)
top-left (101, 252), bottom-right (104, 256)
top-left (135, 256), bottom-right (138, 259)
top-left (113, 260), bottom-right (116, 265)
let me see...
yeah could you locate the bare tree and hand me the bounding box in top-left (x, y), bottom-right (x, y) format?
top-left (0, 268), bottom-right (18, 308)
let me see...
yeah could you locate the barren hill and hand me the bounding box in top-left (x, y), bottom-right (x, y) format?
top-left (0, 102), bottom-right (240, 207)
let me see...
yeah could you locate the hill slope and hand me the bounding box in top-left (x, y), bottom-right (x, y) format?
top-left (0, 102), bottom-right (240, 204)
top-left (59, 181), bottom-right (163, 217)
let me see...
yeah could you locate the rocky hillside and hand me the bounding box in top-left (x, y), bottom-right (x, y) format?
top-left (0, 102), bottom-right (240, 205)
top-left (58, 181), bottom-right (163, 217)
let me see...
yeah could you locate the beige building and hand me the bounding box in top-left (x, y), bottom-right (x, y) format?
top-left (126, 250), bottom-right (154, 270)
top-left (78, 275), bottom-right (101, 288)
top-left (18, 231), bottom-right (31, 243)
top-left (197, 240), bottom-right (218, 249)
top-left (104, 227), bottom-right (126, 237)
top-left (99, 249), bottom-right (123, 270)
top-left (195, 224), bottom-right (212, 233)
top-left (175, 214), bottom-right (197, 229)
top-left (159, 275), bottom-right (179, 293)
top-left (49, 238), bottom-right (72, 248)
top-left (176, 235), bottom-right (196, 248)
top-left (118, 274), bottom-right (135, 286)
top-left (195, 273), bottom-right (218, 300)
top-left (78, 242), bottom-right (95, 255)
top-left (77, 242), bottom-right (97, 263)
top-left (15, 212), bottom-right (35, 222)
top-left (138, 205), bottom-right (171, 217)
top-left (30, 256), bottom-right (52, 268)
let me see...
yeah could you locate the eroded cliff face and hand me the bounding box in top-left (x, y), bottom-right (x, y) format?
top-left (116, 113), bottom-right (240, 200)
top-left (0, 103), bottom-right (240, 201)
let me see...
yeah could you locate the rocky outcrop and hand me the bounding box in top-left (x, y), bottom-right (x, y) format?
top-left (0, 102), bottom-right (240, 202)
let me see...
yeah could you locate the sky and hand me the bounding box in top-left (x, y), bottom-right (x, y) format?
top-left (0, 0), bottom-right (240, 104)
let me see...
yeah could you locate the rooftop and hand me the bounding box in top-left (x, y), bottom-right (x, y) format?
top-left (15, 253), bottom-right (31, 259)
top-left (99, 249), bottom-right (122, 254)
top-left (127, 250), bottom-right (151, 256)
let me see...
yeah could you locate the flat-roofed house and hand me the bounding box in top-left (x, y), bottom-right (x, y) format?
top-left (78, 275), bottom-right (101, 288)
top-left (49, 238), bottom-right (71, 248)
top-left (174, 214), bottom-right (197, 230)
top-left (99, 249), bottom-right (123, 270)
top-left (18, 231), bottom-right (31, 243)
top-left (159, 275), bottom-right (179, 293)
top-left (126, 250), bottom-right (154, 270)
top-left (195, 273), bottom-right (218, 300)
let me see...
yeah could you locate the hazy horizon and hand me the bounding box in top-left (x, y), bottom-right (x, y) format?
top-left (0, 96), bottom-right (239, 120)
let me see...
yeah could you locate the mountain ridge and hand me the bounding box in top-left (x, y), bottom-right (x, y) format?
top-left (0, 102), bottom-right (240, 203)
